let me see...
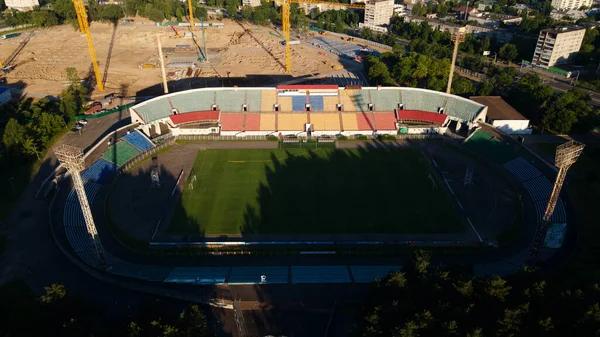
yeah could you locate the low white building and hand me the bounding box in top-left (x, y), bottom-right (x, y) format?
top-left (242, 0), bottom-right (261, 6)
top-left (470, 96), bottom-right (531, 134)
top-left (5, 0), bottom-right (38, 11)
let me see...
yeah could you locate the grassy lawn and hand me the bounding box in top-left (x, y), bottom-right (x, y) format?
top-left (170, 148), bottom-right (463, 235)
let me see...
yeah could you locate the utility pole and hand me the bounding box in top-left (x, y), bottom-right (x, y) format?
top-left (446, 27), bottom-right (467, 94)
top-left (530, 140), bottom-right (584, 263)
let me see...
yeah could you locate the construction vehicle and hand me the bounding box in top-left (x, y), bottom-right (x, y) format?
top-left (266, 0), bottom-right (364, 73)
top-left (0, 31), bottom-right (35, 74)
top-left (281, 40), bottom-right (300, 46)
top-left (171, 25), bottom-right (181, 37)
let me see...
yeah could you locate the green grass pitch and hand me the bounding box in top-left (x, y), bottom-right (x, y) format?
top-left (170, 148), bottom-right (464, 235)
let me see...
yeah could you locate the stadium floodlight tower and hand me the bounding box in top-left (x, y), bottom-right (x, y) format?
top-left (54, 144), bottom-right (107, 267)
top-left (530, 140), bottom-right (584, 262)
top-left (446, 27), bottom-right (467, 94)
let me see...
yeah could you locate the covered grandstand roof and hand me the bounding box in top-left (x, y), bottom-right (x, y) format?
top-left (470, 96), bottom-right (527, 121)
top-left (277, 84), bottom-right (338, 90)
top-left (169, 110), bottom-right (220, 125)
top-left (397, 110), bottom-right (448, 125)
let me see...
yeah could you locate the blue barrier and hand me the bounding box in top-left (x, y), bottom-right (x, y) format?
top-left (228, 266), bottom-right (289, 284)
top-left (350, 266), bottom-right (401, 283)
top-left (291, 266), bottom-right (352, 284)
top-left (163, 267), bottom-right (230, 284)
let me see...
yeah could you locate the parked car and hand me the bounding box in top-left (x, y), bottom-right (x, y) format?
top-left (73, 124), bottom-right (82, 131)
top-left (78, 119), bottom-right (88, 125)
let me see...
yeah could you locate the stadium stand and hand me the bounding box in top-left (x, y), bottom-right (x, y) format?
top-left (339, 90), bottom-right (358, 111)
top-left (228, 266), bottom-right (289, 284)
top-left (535, 200), bottom-right (567, 223)
top-left (341, 112), bottom-right (359, 130)
top-left (64, 201), bottom-right (86, 227)
top-left (163, 267), bottom-right (231, 284)
top-left (373, 112), bottom-right (397, 130)
top-left (445, 96), bottom-right (483, 122)
top-left (169, 110), bottom-right (220, 125)
top-left (122, 131), bottom-right (154, 152)
top-left (310, 113), bottom-right (341, 131)
top-left (245, 113), bottom-right (261, 131)
top-left (367, 89), bottom-right (400, 111)
top-left (308, 96), bottom-right (324, 111)
top-left (102, 141), bottom-right (141, 167)
top-left (215, 90), bottom-right (246, 112)
top-left (503, 157), bottom-right (543, 182)
top-left (220, 113), bottom-right (245, 131)
top-left (523, 176), bottom-right (553, 202)
top-left (350, 266), bottom-right (401, 283)
top-left (323, 96), bottom-right (339, 111)
top-left (132, 98), bottom-right (171, 123)
top-left (463, 130), bottom-right (516, 164)
top-left (67, 181), bottom-right (102, 204)
top-left (108, 255), bottom-right (173, 282)
top-left (356, 112), bottom-right (374, 131)
top-left (260, 113), bottom-right (276, 131)
top-left (65, 226), bottom-right (93, 253)
top-left (278, 113), bottom-right (307, 131)
top-left (260, 90), bottom-right (277, 111)
top-left (291, 266), bottom-right (352, 284)
top-left (401, 89), bottom-right (446, 112)
top-left (246, 90), bottom-right (262, 112)
top-left (171, 90), bottom-right (214, 113)
top-left (278, 96), bottom-right (293, 112)
top-left (292, 95), bottom-right (307, 112)
top-left (81, 158), bottom-right (117, 183)
top-left (397, 110), bottom-right (448, 125)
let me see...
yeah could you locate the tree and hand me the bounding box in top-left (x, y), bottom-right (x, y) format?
top-left (360, 27), bottom-right (373, 40)
top-left (41, 284), bottom-right (67, 304)
top-left (241, 5), bottom-right (253, 20)
top-left (365, 55), bottom-right (394, 85)
top-left (98, 4), bottom-right (125, 22)
top-left (226, 0), bottom-right (238, 18)
top-left (499, 43), bottom-right (518, 63)
top-left (542, 89), bottom-right (592, 134)
top-left (2, 118), bottom-right (26, 154)
top-left (452, 76), bottom-right (475, 96)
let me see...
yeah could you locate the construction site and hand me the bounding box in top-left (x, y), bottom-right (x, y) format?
top-left (0, 18), bottom-right (362, 97)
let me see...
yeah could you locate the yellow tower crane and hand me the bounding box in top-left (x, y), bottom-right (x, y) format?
top-left (272, 0), bottom-right (364, 73)
top-left (188, 0), bottom-right (194, 31)
top-left (72, 0), bottom-right (104, 92)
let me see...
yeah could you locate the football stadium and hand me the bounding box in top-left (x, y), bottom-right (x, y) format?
top-left (52, 84), bottom-right (570, 286)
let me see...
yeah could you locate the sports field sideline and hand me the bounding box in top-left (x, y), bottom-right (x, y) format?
top-left (170, 148), bottom-right (463, 235)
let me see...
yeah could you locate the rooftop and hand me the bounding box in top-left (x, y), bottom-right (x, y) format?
top-left (470, 96), bottom-right (527, 121)
top-left (540, 26), bottom-right (585, 35)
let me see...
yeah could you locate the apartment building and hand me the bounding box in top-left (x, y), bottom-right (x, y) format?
top-left (363, 0), bottom-right (394, 26)
top-left (550, 0), bottom-right (592, 10)
top-left (531, 26), bottom-right (585, 68)
top-left (4, 0), bottom-right (38, 11)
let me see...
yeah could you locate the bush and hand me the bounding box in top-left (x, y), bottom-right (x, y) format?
top-left (356, 135), bottom-right (369, 140)
top-left (266, 135), bottom-right (279, 141)
top-left (337, 135), bottom-right (348, 140)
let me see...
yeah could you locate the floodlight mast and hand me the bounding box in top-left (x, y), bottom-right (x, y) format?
top-left (530, 140), bottom-right (584, 263)
top-left (54, 144), bottom-right (107, 267)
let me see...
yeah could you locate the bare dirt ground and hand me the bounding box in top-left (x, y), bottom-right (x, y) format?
top-left (0, 18), bottom-right (346, 98)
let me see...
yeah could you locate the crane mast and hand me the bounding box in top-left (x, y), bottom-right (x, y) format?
top-left (72, 0), bottom-right (104, 92)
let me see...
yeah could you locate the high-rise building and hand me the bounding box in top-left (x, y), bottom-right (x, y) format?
top-left (531, 26), bottom-right (585, 69)
top-left (550, 0), bottom-right (592, 10)
top-left (242, 0), bottom-right (260, 7)
top-left (363, 0), bottom-right (394, 26)
top-left (4, 0), bottom-right (38, 11)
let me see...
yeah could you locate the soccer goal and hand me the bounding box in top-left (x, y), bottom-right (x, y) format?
top-left (187, 168), bottom-right (197, 190)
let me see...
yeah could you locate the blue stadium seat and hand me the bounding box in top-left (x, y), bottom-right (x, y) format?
top-left (308, 96), bottom-right (324, 111)
top-left (292, 96), bottom-right (306, 111)
top-left (67, 181), bottom-right (102, 204)
top-left (122, 131), bottom-right (154, 152)
top-left (523, 176), bottom-right (553, 202)
top-left (64, 200), bottom-right (86, 227)
top-left (82, 159), bottom-right (117, 183)
top-left (65, 226), bottom-right (93, 253)
top-left (503, 157), bottom-right (542, 182)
